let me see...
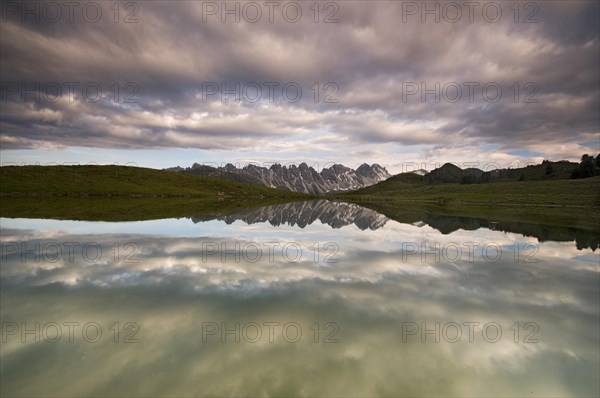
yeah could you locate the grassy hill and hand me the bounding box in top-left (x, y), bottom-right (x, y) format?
top-left (338, 176), bottom-right (600, 231)
top-left (0, 165), bottom-right (310, 220)
top-left (419, 160), bottom-right (579, 184)
top-left (489, 160), bottom-right (578, 181)
top-left (0, 165), bottom-right (306, 198)
top-left (2, 165), bottom-right (598, 230)
top-left (345, 174), bottom-right (600, 207)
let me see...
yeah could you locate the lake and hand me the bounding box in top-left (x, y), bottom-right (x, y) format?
top-left (1, 200), bottom-right (598, 397)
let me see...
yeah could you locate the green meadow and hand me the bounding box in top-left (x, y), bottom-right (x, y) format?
top-left (1, 165), bottom-right (598, 231)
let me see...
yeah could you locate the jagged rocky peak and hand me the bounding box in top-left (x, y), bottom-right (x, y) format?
top-left (169, 162), bottom-right (391, 194)
top-left (244, 164), bottom-right (261, 171)
top-left (372, 163), bottom-right (388, 174)
top-left (223, 163), bottom-right (237, 172)
top-left (356, 163), bottom-right (389, 179)
top-left (330, 164), bottom-right (352, 173)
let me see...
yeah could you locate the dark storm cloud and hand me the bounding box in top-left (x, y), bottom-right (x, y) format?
top-left (0, 0), bottom-right (598, 155)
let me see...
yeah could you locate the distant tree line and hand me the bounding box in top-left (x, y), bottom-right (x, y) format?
top-left (571, 154), bottom-right (600, 179)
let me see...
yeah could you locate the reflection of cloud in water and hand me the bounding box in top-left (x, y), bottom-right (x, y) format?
top-left (1, 214), bottom-right (599, 397)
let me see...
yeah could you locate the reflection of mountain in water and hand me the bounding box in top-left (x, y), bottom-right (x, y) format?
top-left (423, 214), bottom-right (598, 250)
top-left (190, 200), bottom-right (598, 250)
top-left (191, 200), bottom-right (389, 230)
top-left (365, 206), bottom-right (599, 251)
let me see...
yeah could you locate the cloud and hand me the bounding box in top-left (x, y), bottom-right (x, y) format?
top-left (0, 0), bottom-right (598, 165)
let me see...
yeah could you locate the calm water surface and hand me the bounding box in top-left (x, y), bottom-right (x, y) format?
top-left (1, 201), bottom-right (599, 397)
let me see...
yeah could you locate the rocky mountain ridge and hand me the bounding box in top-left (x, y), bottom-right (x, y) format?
top-left (167, 162), bottom-right (391, 194)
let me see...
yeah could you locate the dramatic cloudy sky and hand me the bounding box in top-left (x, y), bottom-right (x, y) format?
top-left (1, 0), bottom-right (598, 173)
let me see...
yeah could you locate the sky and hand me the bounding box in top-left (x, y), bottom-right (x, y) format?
top-left (1, 0), bottom-right (599, 174)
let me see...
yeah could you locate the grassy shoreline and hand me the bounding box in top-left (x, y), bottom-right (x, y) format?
top-left (0, 196), bottom-right (307, 222)
top-left (1, 166), bottom-right (598, 232)
top-left (0, 165), bottom-right (308, 199)
top-left (343, 199), bottom-right (599, 232)
top-left (335, 176), bottom-right (600, 232)
top-left (0, 165), bottom-right (312, 221)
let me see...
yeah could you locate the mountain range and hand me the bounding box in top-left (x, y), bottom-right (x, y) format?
top-left (167, 162), bottom-right (391, 194)
top-left (423, 161), bottom-right (579, 184)
top-left (166, 158), bottom-right (586, 194)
